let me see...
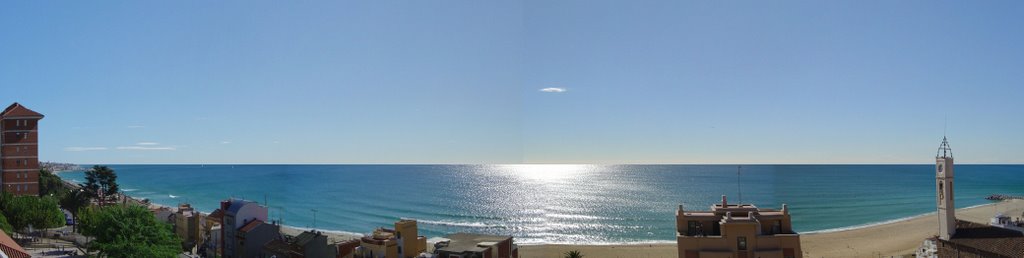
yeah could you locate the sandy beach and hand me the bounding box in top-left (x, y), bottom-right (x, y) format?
top-left (519, 199), bottom-right (1024, 258)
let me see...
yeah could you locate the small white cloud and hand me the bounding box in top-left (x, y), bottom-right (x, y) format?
top-left (221, 141), bottom-right (232, 144)
top-left (64, 147), bottom-right (109, 152)
top-left (136, 142), bottom-right (159, 146)
top-left (116, 146), bottom-right (176, 151)
top-left (539, 87), bottom-right (567, 93)
top-left (127, 125), bottom-right (146, 128)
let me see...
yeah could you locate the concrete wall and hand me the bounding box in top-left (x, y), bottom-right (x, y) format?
top-left (678, 223), bottom-right (802, 258)
top-left (395, 220), bottom-right (424, 258)
top-left (303, 234), bottom-right (338, 258)
top-left (238, 223), bottom-right (280, 258)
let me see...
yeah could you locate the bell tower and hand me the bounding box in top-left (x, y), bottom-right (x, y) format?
top-left (935, 136), bottom-right (955, 240)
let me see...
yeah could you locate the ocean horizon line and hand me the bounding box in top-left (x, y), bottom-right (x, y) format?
top-left (53, 162), bottom-right (1024, 166)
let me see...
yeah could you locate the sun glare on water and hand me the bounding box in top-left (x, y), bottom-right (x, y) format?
top-left (495, 164), bottom-right (597, 182)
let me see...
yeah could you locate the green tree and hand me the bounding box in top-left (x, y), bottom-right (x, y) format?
top-left (79, 205), bottom-right (181, 258)
top-left (38, 168), bottom-right (66, 196)
top-left (0, 213), bottom-right (13, 234)
top-left (59, 189), bottom-right (90, 232)
top-left (84, 165), bottom-right (119, 204)
top-left (1, 195), bottom-right (65, 231)
top-left (564, 250), bottom-right (584, 258)
top-left (0, 191), bottom-right (11, 211)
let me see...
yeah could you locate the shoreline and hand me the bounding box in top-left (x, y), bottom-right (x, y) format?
top-left (58, 177), bottom-right (366, 243)
top-left (518, 199), bottom-right (1024, 258)
top-left (799, 202), bottom-right (995, 235)
top-left (59, 176), bottom-right (1011, 242)
top-left (56, 176), bottom-right (1023, 256)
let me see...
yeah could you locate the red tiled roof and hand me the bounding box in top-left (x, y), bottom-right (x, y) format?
top-left (1, 103), bottom-right (44, 118)
top-left (239, 219), bottom-right (264, 233)
top-left (0, 231), bottom-right (30, 258)
top-left (209, 209), bottom-right (224, 223)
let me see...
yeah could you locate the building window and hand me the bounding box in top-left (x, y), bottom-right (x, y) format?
top-left (398, 246), bottom-right (402, 254)
top-left (737, 236), bottom-right (747, 250)
top-left (938, 182), bottom-right (944, 201)
top-left (772, 220), bottom-right (782, 234)
top-left (687, 221), bottom-right (698, 236)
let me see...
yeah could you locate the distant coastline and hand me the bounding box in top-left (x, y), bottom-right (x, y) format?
top-left (55, 175), bottom-right (366, 244)
top-left (41, 161), bottom-right (81, 173)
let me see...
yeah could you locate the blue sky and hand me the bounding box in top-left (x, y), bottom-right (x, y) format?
top-left (2, 1), bottom-right (1022, 164)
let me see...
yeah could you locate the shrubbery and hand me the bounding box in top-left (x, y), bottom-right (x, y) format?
top-left (78, 205), bottom-right (181, 258)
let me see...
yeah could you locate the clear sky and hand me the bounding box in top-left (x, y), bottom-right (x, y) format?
top-left (2, 1), bottom-right (1022, 164)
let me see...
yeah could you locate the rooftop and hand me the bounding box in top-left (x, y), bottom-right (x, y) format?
top-left (224, 198), bottom-right (259, 215)
top-left (0, 102), bottom-right (44, 118)
top-left (262, 239), bottom-right (302, 256)
top-left (0, 230), bottom-right (30, 258)
top-left (262, 230), bottom-right (325, 256)
top-left (679, 195), bottom-right (788, 216)
top-left (293, 231), bottom-right (322, 247)
top-left (238, 219), bottom-right (265, 233)
top-left (208, 209), bottom-right (224, 223)
top-left (939, 220), bottom-right (1024, 258)
top-left (436, 233), bottom-right (512, 253)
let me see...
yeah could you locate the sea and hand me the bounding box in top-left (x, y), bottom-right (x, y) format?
top-left (57, 164), bottom-right (1024, 245)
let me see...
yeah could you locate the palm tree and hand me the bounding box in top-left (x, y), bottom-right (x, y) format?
top-left (59, 189), bottom-right (90, 232)
top-left (564, 250), bottom-right (584, 258)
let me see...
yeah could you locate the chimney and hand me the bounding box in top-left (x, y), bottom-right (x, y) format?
top-left (722, 195), bottom-right (728, 206)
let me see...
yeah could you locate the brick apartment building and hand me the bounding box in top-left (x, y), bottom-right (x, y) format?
top-left (0, 103), bottom-right (44, 196)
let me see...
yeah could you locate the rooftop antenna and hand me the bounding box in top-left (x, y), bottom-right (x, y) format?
top-left (737, 165), bottom-right (742, 204)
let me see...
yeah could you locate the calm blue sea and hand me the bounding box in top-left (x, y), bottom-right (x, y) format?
top-left (57, 164), bottom-right (1024, 244)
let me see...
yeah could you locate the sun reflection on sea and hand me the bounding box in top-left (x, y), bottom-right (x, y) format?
top-left (493, 164), bottom-right (596, 182)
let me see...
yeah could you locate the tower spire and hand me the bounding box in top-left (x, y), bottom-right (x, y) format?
top-left (936, 137), bottom-right (953, 159)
